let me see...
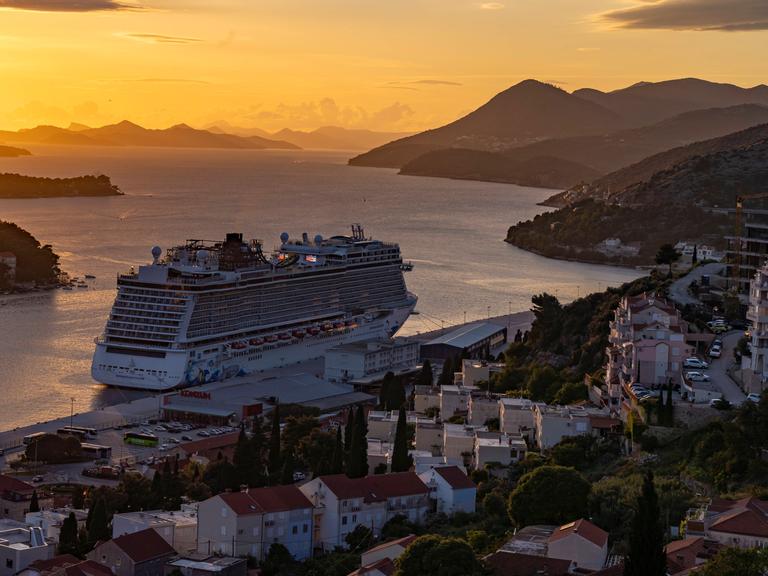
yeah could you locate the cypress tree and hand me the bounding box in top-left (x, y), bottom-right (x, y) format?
top-left (233, 425), bottom-right (251, 484)
top-left (347, 405), bottom-right (368, 478)
top-left (87, 497), bottom-right (110, 545)
top-left (268, 404), bottom-right (282, 476)
top-left (29, 490), bottom-right (40, 513)
top-left (71, 487), bottom-right (85, 510)
top-left (665, 380), bottom-right (674, 426)
top-left (344, 409), bottom-right (354, 453)
top-left (438, 358), bottom-right (453, 386)
top-left (58, 512), bottom-right (79, 556)
top-left (417, 360), bottom-right (433, 388)
top-left (331, 426), bottom-right (344, 474)
top-left (624, 471), bottom-right (666, 576)
top-left (391, 407), bottom-right (412, 473)
top-left (379, 373), bottom-right (392, 409)
top-left (280, 451), bottom-right (295, 485)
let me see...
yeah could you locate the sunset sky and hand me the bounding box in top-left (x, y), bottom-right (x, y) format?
top-left (1, 0), bottom-right (767, 132)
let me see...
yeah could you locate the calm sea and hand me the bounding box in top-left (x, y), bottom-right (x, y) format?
top-left (0, 146), bottom-right (642, 429)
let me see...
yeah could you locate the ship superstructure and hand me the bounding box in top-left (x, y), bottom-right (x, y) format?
top-left (92, 225), bottom-right (416, 390)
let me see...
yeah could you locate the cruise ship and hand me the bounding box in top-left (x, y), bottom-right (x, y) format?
top-left (91, 225), bottom-right (416, 390)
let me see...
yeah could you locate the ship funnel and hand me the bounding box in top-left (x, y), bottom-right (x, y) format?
top-left (302, 232), bottom-right (309, 244)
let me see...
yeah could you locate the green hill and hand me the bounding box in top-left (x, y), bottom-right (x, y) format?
top-left (0, 221), bottom-right (60, 286)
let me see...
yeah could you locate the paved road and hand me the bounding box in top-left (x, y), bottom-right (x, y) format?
top-left (706, 330), bottom-right (746, 405)
top-left (669, 263), bottom-right (725, 306)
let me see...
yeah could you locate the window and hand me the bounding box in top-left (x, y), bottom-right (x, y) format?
top-left (252, 527), bottom-right (259, 536)
top-left (352, 514), bottom-right (357, 523)
top-left (6, 560), bottom-right (13, 569)
top-left (342, 516), bottom-right (348, 526)
top-left (292, 526), bottom-right (298, 535)
top-left (303, 524), bottom-right (308, 533)
top-left (221, 526), bottom-right (227, 536)
top-left (221, 507), bottom-right (227, 518)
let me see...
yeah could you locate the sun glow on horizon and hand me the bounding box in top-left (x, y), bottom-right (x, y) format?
top-left (1, 0), bottom-right (767, 132)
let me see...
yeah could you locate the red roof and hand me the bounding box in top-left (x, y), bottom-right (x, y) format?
top-left (588, 416), bottom-right (622, 430)
top-left (109, 528), bottom-right (176, 563)
top-left (28, 555), bottom-right (82, 572)
top-left (220, 485), bottom-right (312, 515)
top-left (348, 558), bottom-right (395, 576)
top-left (434, 466), bottom-right (476, 490)
top-left (709, 508), bottom-right (768, 538)
top-left (320, 472), bottom-right (429, 503)
top-left (0, 474), bottom-right (35, 495)
top-left (548, 519), bottom-right (608, 548)
top-left (363, 534), bottom-right (417, 556)
top-left (179, 432), bottom-right (240, 454)
top-left (62, 560), bottom-right (115, 576)
top-left (484, 551), bottom-right (571, 576)
top-left (29, 556), bottom-right (114, 576)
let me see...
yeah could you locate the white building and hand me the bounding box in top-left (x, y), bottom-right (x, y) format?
top-left (24, 510), bottom-right (87, 545)
top-left (499, 397), bottom-right (538, 440)
top-left (112, 505), bottom-right (198, 554)
top-left (467, 394), bottom-right (499, 426)
top-left (299, 472), bottom-right (430, 552)
top-left (418, 466), bottom-right (476, 515)
top-left (414, 421), bottom-right (444, 455)
top-left (534, 405), bottom-right (592, 450)
top-left (440, 384), bottom-right (478, 418)
top-left (324, 338), bottom-right (420, 382)
top-left (0, 524), bottom-right (53, 576)
top-left (474, 434), bottom-right (527, 468)
top-left (413, 386), bottom-right (440, 414)
top-left (547, 519), bottom-right (609, 571)
top-left (196, 486), bottom-right (313, 561)
top-left (367, 411), bottom-right (436, 443)
top-left (746, 263), bottom-right (768, 394)
top-left (442, 424), bottom-right (485, 464)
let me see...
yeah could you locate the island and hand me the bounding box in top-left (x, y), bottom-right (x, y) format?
top-left (0, 173), bottom-right (122, 199)
top-left (0, 220), bottom-right (61, 290)
top-left (0, 145), bottom-right (31, 157)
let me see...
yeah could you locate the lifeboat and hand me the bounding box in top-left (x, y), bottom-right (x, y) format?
top-left (292, 329), bottom-right (305, 338)
top-left (345, 319), bottom-right (355, 327)
top-left (231, 341), bottom-right (248, 350)
top-left (265, 335), bottom-right (279, 343)
top-left (333, 320), bottom-right (344, 329)
top-left (321, 323), bottom-right (333, 332)
top-left (278, 332), bottom-right (292, 341)
top-left (308, 326), bottom-right (321, 336)
top-left (249, 338), bottom-right (264, 347)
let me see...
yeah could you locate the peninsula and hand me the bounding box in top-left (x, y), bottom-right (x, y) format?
top-left (0, 173), bottom-right (122, 199)
top-left (0, 145), bottom-right (31, 157)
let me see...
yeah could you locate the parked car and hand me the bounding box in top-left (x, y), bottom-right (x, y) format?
top-left (709, 347), bottom-right (722, 358)
top-left (747, 393), bottom-right (762, 403)
top-left (292, 471), bottom-right (306, 482)
top-left (710, 398), bottom-right (732, 410)
top-left (197, 430), bottom-right (210, 437)
top-left (32, 475), bottom-right (43, 483)
top-left (181, 435), bottom-right (193, 442)
top-left (684, 358), bottom-right (709, 369)
top-left (686, 371), bottom-right (711, 382)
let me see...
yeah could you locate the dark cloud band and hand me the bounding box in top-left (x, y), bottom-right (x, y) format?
top-left (602, 0), bottom-right (768, 31)
top-left (0, 0), bottom-right (136, 11)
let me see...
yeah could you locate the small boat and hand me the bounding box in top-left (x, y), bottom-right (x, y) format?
top-left (308, 326), bottom-right (321, 336)
top-left (63, 286), bottom-right (73, 291)
top-left (85, 274), bottom-right (96, 279)
top-left (77, 283), bottom-right (88, 288)
top-left (292, 329), bottom-right (305, 338)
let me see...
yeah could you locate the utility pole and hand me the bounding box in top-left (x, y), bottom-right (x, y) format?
top-left (70, 397), bottom-right (74, 429)
top-left (463, 311), bottom-right (466, 324)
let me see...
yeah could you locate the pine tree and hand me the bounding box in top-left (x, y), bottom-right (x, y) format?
top-left (417, 360), bottom-right (433, 388)
top-left (58, 512), bottom-right (79, 556)
top-left (29, 490), bottom-right (40, 513)
top-left (268, 404), bottom-right (282, 478)
top-left (347, 405), bottom-right (368, 478)
top-left (331, 426), bottom-right (344, 474)
top-left (233, 424), bottom-right (251, 485)
top-left (391, 407), bottom-right (412, 473)
top-left (624, 472), bottom-right (666, 576)
top-left (87, 497), bottom-right (110, 545)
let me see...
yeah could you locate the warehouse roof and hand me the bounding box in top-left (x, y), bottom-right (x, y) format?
top-left (424, 322), bottom-right (504, 349)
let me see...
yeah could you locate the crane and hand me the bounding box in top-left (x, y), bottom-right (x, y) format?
top-left (733, 191), bottom-right (768, 292)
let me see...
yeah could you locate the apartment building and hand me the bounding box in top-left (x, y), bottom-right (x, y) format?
top-left (417, 466), bottom-right (476, 515)
top-left (87, 528), bottom-right (175, 576)
top-left (745, 262), bottom-right (768, 394)
top-left (0, 524), bottom-right (53, 576)
top-left (499, 397), bottom-right (538, 440)
top-left (534, 405), bottom-right (592, 450)
top-left (112, 506), bottom-right (198, 554)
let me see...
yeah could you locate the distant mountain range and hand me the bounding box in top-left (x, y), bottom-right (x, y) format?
top-left (0, 145), bottom-right (30, 158)
top-left (505, 123), bottom-right (768, 265)
top-left (206, 123), bottom-right (413, 151)
top-left (350, 78), bottom-right (768, 190)
top-left (0, 121), bottom-right (299, 150)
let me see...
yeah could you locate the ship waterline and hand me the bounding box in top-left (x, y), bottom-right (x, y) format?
top-left (91, 227), bottom-right (416, 390)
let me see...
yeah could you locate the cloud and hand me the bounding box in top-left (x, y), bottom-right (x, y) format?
top-left (600, 0), bottom-right (768, 31)
top-left (479, 2), bottom-right (504, 10)
top-left (407, 79), bottom-right (463, 86)
top-left (0, 0), bottom-right (137, 11)
top-left (136, 77), bottom-right (211, 84)
top-left (122, 33), bottom-right (203, 44)
top-left (576, 47), bottom-right (601, 52)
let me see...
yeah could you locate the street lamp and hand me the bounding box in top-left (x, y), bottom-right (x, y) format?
top-left (70, 397), bottom-right (74, 429)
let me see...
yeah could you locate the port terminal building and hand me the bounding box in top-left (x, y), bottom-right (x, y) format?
top-left (419, 322), bottom-right (507, 360)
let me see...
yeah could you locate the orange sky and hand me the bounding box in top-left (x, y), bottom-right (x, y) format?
top-left (1, 0), bottom-right (767, 132)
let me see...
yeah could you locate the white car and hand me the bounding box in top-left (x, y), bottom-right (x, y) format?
top-left (747, 393), bottom-right (762, 403)
top-left (686, 371), bottom-right (711, 382)
top-left (709, 347), bottom-right (722, 358)
top-left (684, 358), bottom-right (709, 369)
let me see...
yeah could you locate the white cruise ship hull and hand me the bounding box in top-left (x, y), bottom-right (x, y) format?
top-left (91, 300), bottom-right (415, 391)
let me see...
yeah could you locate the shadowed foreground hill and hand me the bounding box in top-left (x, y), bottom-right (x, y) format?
top-left (0, 173), bottom-right (122, 199)
top-left (0, 221), bottom-right (60, 285)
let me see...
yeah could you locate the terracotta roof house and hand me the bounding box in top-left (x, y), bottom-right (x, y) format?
top-left (346, 557), bottom-right (395, 576)
top-left (87, 528), bottom-right (175, 576)
top-left (299, 473), bottom-right (431, 551)
top-left (0, 475), bottom-right (52, 522)
top-left (418, 466), bottom-right (477, 515)
top-left (547, 519), bottom-right (609, 571)
top-left (691, 497), bottom-right (768, 549)
top-left (484, 551), bottom-right (572, 576)
top-left (20, 555), bottom-right (114, 576)
top-left (665, 537), bottom-right (721, 574)
top-left (360, 534), bottom-right (417, 567)
top-left (196, 486), bottom-right (313, 562)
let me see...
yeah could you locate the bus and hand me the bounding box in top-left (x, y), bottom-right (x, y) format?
top-left (81, 443), bottom-right (112, 460)
top-left (66, 426), bottom-right (98, 438)
top-left (57, 427), bottom-right (87, 440)
top-left (23, 432), bottom-right (47, 445)
top-left (123, 432), bottom-right (159, 447)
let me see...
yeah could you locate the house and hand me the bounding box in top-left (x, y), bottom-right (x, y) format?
top-left (0, 252), bottom-right (16, 284)
top-left (112, 506), bottom-right (198, 553)
top-left (439, 385), bottom-right (477, 419)
top-left (174, 433), bottom-right (240, 466)
top-left (483, 551), bottom-right (571, 576)
top-left (605, 294), bottom-right (693, 402)
top-left (474, 433), bottom-right (527, 468)
top-left (0, 476), bottom-right (52, 522)
top-left (533, 405), bottom-right (592, 450)
top-left (701, 497), bottom-right (768, 548)
top-left (367, 411), bottom-right (435, 443)
top-left (163, 555), bottom-right (247, 576)
top-left (467, 394), bottom-right (499, 427)
top-left (442, 424), bottom-right (485, 465)
top-left (196, 485), bottom-right (313, 561)
top-left (0, 524), bottom-right (54, 576)
top-left (499, 398), bottom-right (538, 440)
top-left (664, 537), bottom-right (721, 574)
top-left (26, 509), bottom-right (88, 545)
top-left (418, 466), bottom-right (476, 514)
top-left (299, 473), bottom-right (430, 552)
top-left (19, 555), bottom-right (114, 576)
top-left (546, 519), bottom-right (608, 571)
top-left (414, 421), bottom-right (443, 455)
top-left (324, 338), bottom-right (420, 382)
top-left (413, 386), bottom-right (440, 414)
top-left (360, 534), bottom-right (417, 567)
top-left (87, 528), bottom-right (176, 576)
top-left (346, 558), bottom-right (395, 576)
top-left (420, 323), bottom-right (507, 361)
